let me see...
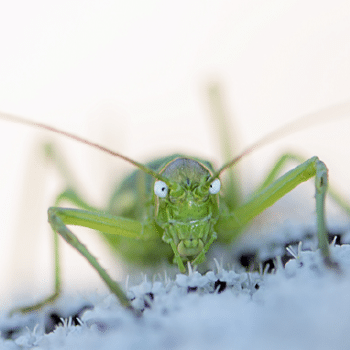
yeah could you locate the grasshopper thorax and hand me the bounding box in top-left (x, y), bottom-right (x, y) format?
top-left (154, 158), bottom-right (220, 259)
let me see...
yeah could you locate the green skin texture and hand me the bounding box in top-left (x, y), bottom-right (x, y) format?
top-left (11, 151), bottom-right (348, 316)
top-left (156, 158), bottom-right (220, 272)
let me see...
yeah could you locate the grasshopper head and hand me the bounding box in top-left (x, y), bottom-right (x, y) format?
top-left (154, 157), bottom-right (220, 259)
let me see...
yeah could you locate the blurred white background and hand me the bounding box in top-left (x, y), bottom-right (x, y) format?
top-left (0, 1), bottom-right (350, 310)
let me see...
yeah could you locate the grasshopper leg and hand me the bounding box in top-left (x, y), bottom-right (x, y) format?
top-left (47, 207), bottom-right (136, 314)
top-left (254, 152), bottom-right (350, 218)
top-left (217, 157), bottom-right (341, 271)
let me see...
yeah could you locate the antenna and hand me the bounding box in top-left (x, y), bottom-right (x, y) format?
top-left (208, 100), bottom-right (350, 181)
top-left (0, 112), bottom-right (170, 183)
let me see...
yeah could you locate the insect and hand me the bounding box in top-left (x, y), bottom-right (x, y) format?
top-left (2, 89), bottom-right (350, 317)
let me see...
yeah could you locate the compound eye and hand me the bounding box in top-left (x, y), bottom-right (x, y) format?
top-left (154, 181), bottom-right (168, 198)
top-left (209, 178), bottom-right (221, 194)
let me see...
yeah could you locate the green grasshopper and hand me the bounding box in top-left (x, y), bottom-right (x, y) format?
top-left (2, 89), bottom-right (350, 317)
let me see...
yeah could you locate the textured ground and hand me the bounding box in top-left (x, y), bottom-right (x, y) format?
top-left (1, 239), bottom-right (350, 350)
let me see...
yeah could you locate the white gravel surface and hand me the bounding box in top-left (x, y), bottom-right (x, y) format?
top-left (1, 242), bottom-right (350, 350)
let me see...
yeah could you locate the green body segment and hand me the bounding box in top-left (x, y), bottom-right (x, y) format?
top-left (103, 155), bottom-right (220, 268)
top-left (55, 153), bottom-right (340, 273)
top-left (52, 153), bottom-right (342, 272)
top-left (155, 158), bottom-right (220, 267)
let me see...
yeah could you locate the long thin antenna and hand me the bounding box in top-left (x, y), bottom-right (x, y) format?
top-left (1, 100), bottom-right (350, 184)
top-left (209, 100), bottom-right (350, 180)
top-left (0, 112), bottom-right (169, 183)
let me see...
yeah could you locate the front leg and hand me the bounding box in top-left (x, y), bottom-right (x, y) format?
top-left (12, 207), bottom-right (159, 316)
top-left (314, 161), bottom-right (338, 270)
top-left (48, 208), bottom-right (134, 313)
top-left (217, 157), bottom-right (339, 271)
top-left (191, 232), bottom-right (217, 266)
top-left (47, 207), bottom-right (161, 315)
top-left (162, 229), bottom-right (186, 273)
